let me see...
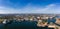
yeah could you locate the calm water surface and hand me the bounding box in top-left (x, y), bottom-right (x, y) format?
top-left (0, 21), bottom-right (48, 29)
top-left (0, 18), bottom-right (57, 29)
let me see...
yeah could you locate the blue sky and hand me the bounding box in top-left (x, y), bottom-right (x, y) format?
top-left (0, 0), bottom-right (60, 14)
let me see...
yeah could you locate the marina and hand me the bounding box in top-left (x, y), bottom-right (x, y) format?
top-left (0, 0), bottom-right (60, 29)
top-left (0, 14), bottom-right (59, 29)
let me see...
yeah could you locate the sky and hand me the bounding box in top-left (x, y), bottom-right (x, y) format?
top-left (0, 0), bottom-right (60, 14)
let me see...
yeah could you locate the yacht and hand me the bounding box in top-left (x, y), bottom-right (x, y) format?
top-left (2, 19), bottom-right (7, 24)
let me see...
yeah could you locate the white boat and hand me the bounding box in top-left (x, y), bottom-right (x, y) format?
top-left (37, 20), bottom-right (47, 27)
top-left (3, 19), bottom-right (7, 24)
top-left (48, 22), bottom-right (56, 28)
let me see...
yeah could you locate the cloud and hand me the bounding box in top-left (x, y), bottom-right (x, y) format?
top-left (21, 3), bottom-right (60, 14)
top-left (0, 6), bottom-right (21, 14)
top-left (0, 3), bottom-right (60, 14)
top-left (43, 4), bottom-right (60, 14)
